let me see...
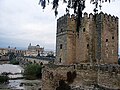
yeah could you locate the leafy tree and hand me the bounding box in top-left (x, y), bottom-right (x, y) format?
top-left (39, 0), bottom-right (113, 31)
top-left (24, 64), bottom-right (42, 80)
top-left (39, 0), bottom-right (112, 15)
top-left (0, 75), bottom-right (9, 84)
top-left (10, 58), bottom-right (19, 65)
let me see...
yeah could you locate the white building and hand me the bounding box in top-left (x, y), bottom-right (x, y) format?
top-left (24, 43), bottom-right (44, 57)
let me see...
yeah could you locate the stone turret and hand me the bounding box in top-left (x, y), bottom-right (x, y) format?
top-left (56, 14), bottom-right (76, 65)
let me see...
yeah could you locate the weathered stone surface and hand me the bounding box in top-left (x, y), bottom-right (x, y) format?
top-left (42, 12), bottom-right (119, 90)
top-left (56, 12), bottom-right (118, 65)
top-left (42, 64), bottom-right (120, 90)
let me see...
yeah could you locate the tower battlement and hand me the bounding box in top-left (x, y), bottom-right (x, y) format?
top-left (57, 13), bottom-right (76, 34)
top-left (82, 12), bottom-right (118, 23)
top-left (57, 14), bottom-right (69, 23)
top-left (82, 12), bottom-right (94, 20)
top-left (57, 12), bottom-right (119, 24)
top-left (57, 13), bottom-right (76, 24)
top-left (83, 12), bottom-right (94, 19)
top-left (103, 13), bottom-right (118, 23)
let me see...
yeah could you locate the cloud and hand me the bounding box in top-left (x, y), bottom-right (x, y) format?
top-left (0, 0), bottom-right (120, 51)
top-left (0, 0), bottom-right (58, 50)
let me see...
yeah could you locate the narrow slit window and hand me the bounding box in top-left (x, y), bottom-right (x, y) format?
top-left (112, 36), bottom-right (114, 40)
top-left (61, 29), bottom-right (63, 32)
top-left (83, 28), bottom-right (85, 32)
top-left (87, 44), bottom-right (89, 49)
top-left (106, 39), bottom-right (108, 42)
top-left (60, 44), bottom-right (62, 49)
top-left (59, 58), bottom-right (61, 63)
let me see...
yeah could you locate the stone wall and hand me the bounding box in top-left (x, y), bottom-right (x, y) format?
top-left (98, 64), bottom-right (120, 89)
top-left (42, 64), bottom-right (120, 90)
top-left (17, 57), bottom-right (50, 65)
top-left (100, 13), bottom-right (119, 64)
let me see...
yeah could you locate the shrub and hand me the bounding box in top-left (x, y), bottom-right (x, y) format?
top-left (0, 75), bottom-right (9, 83)
top-left (10, 59), bottom-right (19, 65)
top-left (23, 64), bottom-right (42, 80)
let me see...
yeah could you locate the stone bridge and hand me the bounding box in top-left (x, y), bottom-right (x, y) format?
top-left (17, 56), bottom-right (55, 65)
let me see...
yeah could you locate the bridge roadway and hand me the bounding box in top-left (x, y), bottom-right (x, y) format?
top-left (17, 56), bottom-right (55, 65)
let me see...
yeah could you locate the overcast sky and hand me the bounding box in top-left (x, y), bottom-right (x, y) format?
top-left (0, 0), bottom-right (120, 51)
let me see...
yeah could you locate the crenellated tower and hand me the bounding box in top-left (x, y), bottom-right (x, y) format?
top-left (56, 13), bottom-right (76, 64)
top-left (56, 12), bottom-right (118, 65)
top-left (95, 12), bottom-right (119, 64)
top-left (76, 13), bottom-right (96, 64)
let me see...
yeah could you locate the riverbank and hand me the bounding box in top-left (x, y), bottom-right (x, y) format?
top-left (8, 79), bottom-right (41, 90)
top-left (0, 64), bottom-right (23, 74)
top-left (0, 64), bottom-right (42, 90)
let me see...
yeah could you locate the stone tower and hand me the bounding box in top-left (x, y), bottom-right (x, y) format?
top-left (56, 14), bottom-right (76, 64)
top-left (56, 12), bottom-right (118, 65)
top-left (75, 13), bottom-right (96, 64)
top-left (95, 12), bottom-right (119, 64)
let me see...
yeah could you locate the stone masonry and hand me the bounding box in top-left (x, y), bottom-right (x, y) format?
top-left (41, 12), bottom-right (119, 90)
top-left (56, 12), bottom-right (118, 65)
top-left (42, 64), bottom-right (120, 90)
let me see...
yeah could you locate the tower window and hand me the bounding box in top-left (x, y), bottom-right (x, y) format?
top-left (61, 29), bottom-right (63, 32)
top-left (106, 39), bottom-right (108, 42)
top-left (60, 44), bottom-right (62, 49)
top-left (87, 44), bottom-right (89, 49)
top-left (59, 58), bottom-right (61, 63)
top-left (112, 36), bottom-right (114, 40)
top-left (83, 28), bottom-right (85, 32)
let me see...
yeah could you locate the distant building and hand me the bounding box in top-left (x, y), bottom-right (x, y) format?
top-left (43, 51), bottom-right (56, 57)
top-left (24, 43), bottom-right (44, 57)
top-left (0, 56), bottom-right (10, 64)
top-left (0, 48), bottom-right (8, 56)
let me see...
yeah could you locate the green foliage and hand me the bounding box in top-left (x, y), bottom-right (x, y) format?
top-left (24, 64), bottom-right (42, 80)
top-left (10, 59), bottom-right (19, 65)
top-left (0, 75), bottom-right (9, 83)
top-left (39, 0), bottom-right (112, 15)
